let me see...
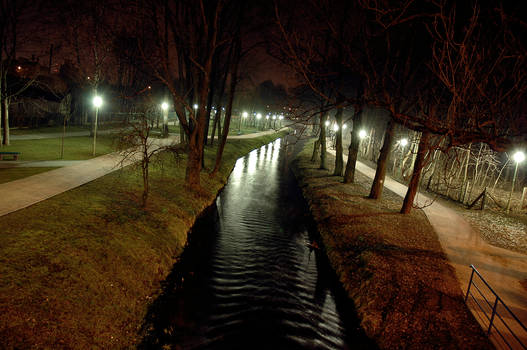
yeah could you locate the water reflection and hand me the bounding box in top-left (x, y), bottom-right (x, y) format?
top-left (139, 137), bottom-right (375, 349)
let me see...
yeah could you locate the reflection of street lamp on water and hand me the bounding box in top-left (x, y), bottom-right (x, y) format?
top-left (506, 151), bottom-right (525, 212)
top-left (92, 95), bottom-right (103, 156)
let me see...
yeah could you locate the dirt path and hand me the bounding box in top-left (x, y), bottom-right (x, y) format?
top-left (329, 149), bottom-right (527, 348)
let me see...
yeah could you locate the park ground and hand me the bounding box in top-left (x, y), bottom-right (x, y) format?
top-left (292, 139), bottom-right (494, 349)
top-left (0, 129), bottom-right (286, 349)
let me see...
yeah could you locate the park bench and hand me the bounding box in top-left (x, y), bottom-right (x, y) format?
top-left (0, 151), bottom-right (20, 160)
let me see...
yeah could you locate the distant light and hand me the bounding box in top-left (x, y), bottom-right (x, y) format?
top-left (242, 111), bottom-right (248, 118)
top-left (400, 138), bottom-right (408, 147)
top-left (359, 130), bottom-right (367, 139)
top-left (266, 115), bottom-right (269, 120)
top-left (256, 113), bottom-right (262, 120)
top-left (279, 115), bottom-right (284, 120)
top-left (93, 96), bottom-right (103, 108)
top-left (161, 102), bottom-right (169, 111)
top-left (17, 66), bottom-right (22, 70)
top-left (513, 151), bottom-right (525, 163)
top-left (193, 104), bottom-right (198, 109)
top-left (222, 107), bottom-right (225, 111)
top-left (333, 124), bottom-right (339, 132)
top-left (342, 124), bottom-right (347, 129)
top-left (272, 115), bottom-right (276, 120)
top-left (87, 76), bottom-right (90, 80)
top-left (325, 120), bottom-right (330, 127)
top-left (147, 86), bottom-right (151, 89)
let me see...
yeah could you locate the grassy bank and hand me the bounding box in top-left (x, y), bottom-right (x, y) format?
top-left (291, 140), bottom-right (493, 349)
top-left (0, 131), bottom-right (287, 349)
top-left (1, 136), bottom-right (116, 161)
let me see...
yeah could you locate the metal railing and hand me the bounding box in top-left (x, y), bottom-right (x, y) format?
top-left (465, 265), bottom-right (527, 349)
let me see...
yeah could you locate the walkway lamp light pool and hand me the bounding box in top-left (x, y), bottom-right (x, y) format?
top-left (359, 130), bottom-right (367, 139)
top-left (506, 151), bottom-right (525, 212)
top-left (92, 95), bottom-right (103, 156)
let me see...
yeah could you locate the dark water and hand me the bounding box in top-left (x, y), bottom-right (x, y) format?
top-left (139, 137), bottom-right (375, 349)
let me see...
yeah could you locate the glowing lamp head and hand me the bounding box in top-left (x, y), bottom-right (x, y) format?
top-left (513, 151), bottom-right (525, 163)
top-left (342, 124), bottom-right (347, 130)
top-left (193, 104), bottom-right (198, 110)
top-left (256, 113), bottom-right (262, 120)
top-left (400, 138), bottom-right (408, 147)
top-left (359, 130), bottom-right (367, 139)
top-left (272, 115), bottom-right (276, 120)
top-left (333, 124), bottom-right (339, 132)
top-left (93, 96), bottom-right (103, 108)
top-left (242, 111), bottom-right (248, 118)
top-left (324, 120), bottom-right (330, 127)
top-left (279, 115), bottom-right (284, 120)
top-left (161, 102), bottom-right (169, 111)
top-left (266, 115), bottom-right (269, 120)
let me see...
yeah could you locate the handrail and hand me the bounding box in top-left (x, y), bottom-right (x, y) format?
top-left (465, 265), bottom-right (527, 349)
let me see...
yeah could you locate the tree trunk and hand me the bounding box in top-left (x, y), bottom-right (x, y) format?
top-left (333, 106), bottom-right (343, 176)
top-left (369, 118), bottom-right (395, 199)
top-left (401, 132), bottom-right (431, 214)
top-left (311, 139), bottom-right (320, 162)
top-left (343, 106), bottom-right (363, 183)
top-left (319, 111), bottom-right (327, 170)
top-left (211, 33), bottom-right (241, 176)
top-left (459, 143), bottom-right (471, 201)
top-left (1, 97), bottom-right (9, 146)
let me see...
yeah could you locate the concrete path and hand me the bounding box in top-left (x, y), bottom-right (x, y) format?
top-left (0, 160), bottom-right (84, 168)
top-left (329, 149), bottom-right (527, 348)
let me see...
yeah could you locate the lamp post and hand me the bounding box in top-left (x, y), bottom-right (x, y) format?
top-left (399, 138), bottom-right (408, 177)
top-left (239, 111), bottom-right (248, 134)
top-left (506, 151), bottom-right (525, 212)
top-left (161, 102), bottom-right (169, 137)
top-left (92, 95), bottom-right (103, 156)
top-left (256, 113), bottom-right (262, 130)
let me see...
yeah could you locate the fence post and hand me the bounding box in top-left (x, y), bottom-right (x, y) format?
top-left (521, 187), bottom-right (527, 210)
top-left (465, 266), bottom-right (475, 302)
top-left (488, 297), bottom-right (499, 335)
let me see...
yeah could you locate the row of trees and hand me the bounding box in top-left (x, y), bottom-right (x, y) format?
top-left (274, 0), bottom-right (526, 213)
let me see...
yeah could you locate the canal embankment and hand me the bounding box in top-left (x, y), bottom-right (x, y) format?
top-left (291, 139), bottom-right (494, 349)
top-left (0, 131), bottom-right (286, 349)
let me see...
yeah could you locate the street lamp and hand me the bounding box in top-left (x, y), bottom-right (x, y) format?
top-left (342, 124), bottom-right (347, 130)
top-left (324, 120), bottom-right (330, 127)
top-left (359, 130), bottom-right (367, 139)
top-left (398, 138), bottom-right (408, 177)
top-left (92, 95), bottom-right (103, 156)
top-left (161, 102), bottom-right (169, 137)
top-left (506, 151), bottom-right (525, 212)
top-left (239, 111), bottom-right (248, 134)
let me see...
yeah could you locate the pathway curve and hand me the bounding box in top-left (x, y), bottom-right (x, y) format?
top-left (0, 130), bottom-right (284, 217)
top-left (329, 149), bottom-right (527, 348)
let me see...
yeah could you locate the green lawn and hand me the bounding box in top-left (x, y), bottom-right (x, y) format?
top-left (1, 136), bottom-right (117, 161)
top-left (0, 130), bottom-right (287, 349)
top-left (0, 167), bottom-right (59, 184)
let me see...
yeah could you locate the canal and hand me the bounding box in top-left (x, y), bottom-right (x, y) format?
top-left (139, 137), bottom-right (375, 349)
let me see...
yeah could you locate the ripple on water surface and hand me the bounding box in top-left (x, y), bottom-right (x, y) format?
top-left (139, 138), bottom-right (376, 350)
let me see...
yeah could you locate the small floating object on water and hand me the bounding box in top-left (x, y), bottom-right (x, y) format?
top-left (307, 241), bottom-right (319, 250)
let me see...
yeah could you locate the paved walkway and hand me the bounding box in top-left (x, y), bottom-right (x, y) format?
top-left (328, 149), bottom-right (527, 348)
